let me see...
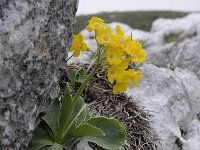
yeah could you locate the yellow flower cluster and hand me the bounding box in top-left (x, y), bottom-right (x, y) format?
top-left (86, 17), bottom-right (146, 94)
top-left (69, 16), bottom-right (146, 94)
top-left (69, 33), bottom-right (88, 57)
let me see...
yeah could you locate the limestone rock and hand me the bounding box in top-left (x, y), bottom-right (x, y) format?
top-left (146, 13), bottom-right (200, 78)
top-left (174, 39), bottom-right (200, 79)
top-left (73, 140), bottom-right (93, 150)
top-left (183, 119), bottom-right (200, 150)
top-left (0, 0), bottom-right (78, 149)
top-left (126, 64), bottom-right (200, 150)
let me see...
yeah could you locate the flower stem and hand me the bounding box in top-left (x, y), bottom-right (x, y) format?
top-left (72, 45), bottom-right (101, 108)
top-left (58, 46), bottom-right (101, 142)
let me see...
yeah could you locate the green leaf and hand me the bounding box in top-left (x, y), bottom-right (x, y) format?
top-left (62, 98), bottom-right (86, 137)
top-left (76, 68), bottom-right (84, 79)
top-left (59, 83), bottom-right (73, 127)
top-left (67, 69), bottom-right (76, 82)
top-left (39, 146), bottom-right (50, 150)
top-left (47, 143), bottom-right (63, 150)
top-left (40, 121), bottom-right (54, 141)
top-left (71, 96), bottom-right (86, 126)
top-left (85, 117), bottom-right (126, 150)
top-left (28, 128), bottom-right (53, 150)
top-left (62, 138), bottom-right (80, 150)
top-left (60, 98), bottom-right (87, 144)
top-left (76, 75), bottom-right (87, 84)
top-left (42, 98), bottom-right (60, 141)
top-left (76, 105), bottom-right (89, 126)
top-left (69, 123), bottom-right (105, 138)
top-left (75, 68), bottom-right (87, 84)
top-left (62, 96), bottom-right (87, 135)
top-left (62, 123), bottom-right (104, 149)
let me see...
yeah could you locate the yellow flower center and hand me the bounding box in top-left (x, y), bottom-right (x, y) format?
top-left (109, 53), bottom-right (114, 59)
top-left (110, 70), bottom-right (116, 76)
top-left (94, 23), bottom-right (100, 28)
top-left (102, 35), bottom-right (110, 42)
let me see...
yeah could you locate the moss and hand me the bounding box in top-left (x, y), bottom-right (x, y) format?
top-left (197, 113), bottom-right (200, 121)
top-left (164, 33), bottom-right (182, 43)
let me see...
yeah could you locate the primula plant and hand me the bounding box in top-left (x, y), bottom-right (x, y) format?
top-left (28, 17), bottom-right (146, 150)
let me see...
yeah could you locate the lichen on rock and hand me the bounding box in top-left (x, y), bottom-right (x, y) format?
top-left (0, 0), bottom-right (78, 149)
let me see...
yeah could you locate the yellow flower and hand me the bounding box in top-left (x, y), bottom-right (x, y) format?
top-left (125, 40), bottom-right (146, 64)
top-left (112, 81), bottom-right (130, 94)
top-left (114, 25), bottom-right (132, 50)
top-left (112, 69), bottom-right (142, 94)
top-left (124, 69), bottom-right (142, 87)
top-left (107, 58), bottom-right (130, 84)
top-left (132, 48), bottom-right (146, 64)
top-left (106, 45), bottom-right (124, 65)
top-left (69, 33), bottom-right (88, 57)
top-left (107, 65), bottom-right (126, 84)
top-left (96, 26), bottom-right (117, 45)
top-left (86, 16), bottom-right (105, 32)
top-left (115, 25), bottom-right (131, 40)
top-left (115, 25), bottom-right (124, 38)
top-left (83, 18), bottom-right (145, 94)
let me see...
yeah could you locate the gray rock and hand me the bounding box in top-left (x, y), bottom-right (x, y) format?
top-left (145, 14), bottom-right (200, 79)
top-left (174, 38), bottom-right (200, 79)
top-left (126, 64), bottom-right (200, 150)
top-left (182, 119), bottom-right (200, 150)
top-left (0, 0), bottom-right (78, 149)
top-left (73, 140), bottom-right (93, 150)
top-left (146, 43), bottom-right (175, 68)
top-left (146, 36), bottom-right (200, 79)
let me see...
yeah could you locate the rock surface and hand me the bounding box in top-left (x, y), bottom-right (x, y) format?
top-left (73, 140), bottom-right (93, 150)
top-left (0, 0), bottom-right (78, 149)
top-left (126, 65), bottom-right (200, 150)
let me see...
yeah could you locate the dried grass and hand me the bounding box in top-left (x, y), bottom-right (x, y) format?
top-left (59, 64), bottom-right (159, 150)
